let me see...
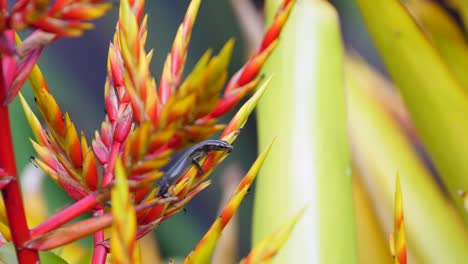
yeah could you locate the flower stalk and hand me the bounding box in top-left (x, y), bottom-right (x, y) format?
top-left (0, 45), bottom-right (39, 263)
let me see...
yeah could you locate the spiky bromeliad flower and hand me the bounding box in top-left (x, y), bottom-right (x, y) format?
top-left (13, 0), bottom-right (298, 262)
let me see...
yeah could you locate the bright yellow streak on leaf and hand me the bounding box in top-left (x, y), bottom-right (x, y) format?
top-left (111, 158), bottom-right (140, 264)
top-left (221, 76), bottom-right (271, 141)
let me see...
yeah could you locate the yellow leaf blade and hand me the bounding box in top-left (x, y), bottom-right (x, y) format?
top-left (356, 0), bottom-right (468, 217)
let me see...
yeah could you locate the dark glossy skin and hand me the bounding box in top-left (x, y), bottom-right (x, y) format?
top-left (105, 140), bottom-right (233, 207)
top-left (154, 139), bottom-right (233, 197)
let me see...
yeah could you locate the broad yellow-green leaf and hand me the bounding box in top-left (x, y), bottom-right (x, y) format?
top-left (347, 58), bottom-right (468, 263)
top-left (356, 0), bottom-right (468, 218)
top-left (254, 0), bottom-right (357, 263)
top-left (403, 0), bottom-right (468, 91)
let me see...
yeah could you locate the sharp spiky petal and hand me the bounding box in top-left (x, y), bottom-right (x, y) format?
top-left (23, 61), bottom-right (94, 198)
top-left (240, 208), bottom-right (305, 264)
top-left (111, 158), bottom-right (140, 264)
top-left (183, 143), bottom-right (273, 263)
top-left (82, 148), bottom-right (99, 190)
top-left (159, 0), bottom-right (201, 103)
top-left (390, 175), bottom-right (407, 264)
top-left (18, 93), bottom-right (49, 146)
top-left (221, 77), bottom-right (272, 139)
top-left (201, 0), bottom-right (295, 120)
top-left (4, 47), bottom-right (43, 105)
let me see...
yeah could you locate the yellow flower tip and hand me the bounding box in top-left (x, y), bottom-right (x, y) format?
top-left (183, 180), bottom-right (249, 264)
top-left (232, 143), bottom-right (274, 198)
top-left (221, 76), bottom-right (273, 138)
top-left (249, 74), bottom-right (272, 103)
top-left (242, 207), bottom-right (306, 263)
top-left (14, 31), bottom-right (21, 45)
top-left (391, 174), bottom-right (406, 264)
top-left (222, 38), bottom-right (235, 56)
top-left (187, 0), bottom-right (202, 23)
top-left (289, 205), bottom-right (307, 227)
top-left (226, 37), bottom-right (236, 47)
top-left (250, 139), bottom-right (274, 171)
top-left (266, 136), bottom-right (277, 152)
top-left (18, 92), bottom-right (28, 109)
top-left (394, 174), bottom-right (404, 223)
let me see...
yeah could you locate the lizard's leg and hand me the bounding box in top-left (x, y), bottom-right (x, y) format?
top-left (192, 159), bottom-right (204, 174)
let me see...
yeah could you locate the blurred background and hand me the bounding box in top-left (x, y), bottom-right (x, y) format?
top-left (10, 0), bottom-right (457, 261)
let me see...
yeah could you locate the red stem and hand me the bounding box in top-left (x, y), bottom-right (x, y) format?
top-left (0, 57), bottom-right (39, 263)
top-left (92, 209), bottom-right (108, 264)
top-left (92, 141), bottom-right (120, 264)
top-left (31, 193), bottom-right (103, 237)
top-left (102, 141), bottom-right (121, 186)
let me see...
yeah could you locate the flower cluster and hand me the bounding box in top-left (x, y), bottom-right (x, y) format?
top-left (1, 0), bottom-right (296, 262)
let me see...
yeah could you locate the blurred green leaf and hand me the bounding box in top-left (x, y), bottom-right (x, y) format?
top-left (0, 243), bottom-right (68, 264)
top-left (254, 0), bottom-right (357, 263)
top-left (403, 0), bottom-right (468, 92)
top-left (347, 56), bottom-right (468, 263)
top-left (356, 0), bottom-right (468, 219)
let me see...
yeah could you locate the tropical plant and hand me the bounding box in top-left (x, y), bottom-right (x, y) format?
top-left (2, 0), bottom-right (468, 263)
top-left (0, 0), bottom-right (302, 263)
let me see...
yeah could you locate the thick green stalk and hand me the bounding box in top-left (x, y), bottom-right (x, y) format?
top-left (253, 0), bottom-right (357, 263)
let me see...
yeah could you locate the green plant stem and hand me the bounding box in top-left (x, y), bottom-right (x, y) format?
top-left (253, 0), bottom-right (357, 263)
top-left (0, 48), bottom-right (39, 263)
